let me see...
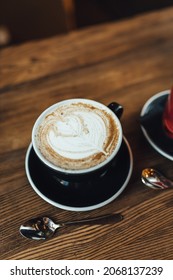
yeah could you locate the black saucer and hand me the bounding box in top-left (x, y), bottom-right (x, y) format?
top-left (140, 90), bottom-right (173, 161)
top-left (25, 137), bottom-right (133, 211)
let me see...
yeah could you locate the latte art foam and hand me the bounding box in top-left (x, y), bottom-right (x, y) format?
top-left (35, 102), bottom-right (120, 170)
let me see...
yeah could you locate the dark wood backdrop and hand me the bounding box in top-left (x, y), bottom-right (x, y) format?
top-left (0, 0), bottom-right (173, 45)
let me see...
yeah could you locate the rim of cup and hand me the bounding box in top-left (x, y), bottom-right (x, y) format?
top-left (32, 98), bottom-right (123, 174)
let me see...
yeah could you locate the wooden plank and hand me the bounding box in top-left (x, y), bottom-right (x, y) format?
top-left (1, 7), bottom-right (173, 90)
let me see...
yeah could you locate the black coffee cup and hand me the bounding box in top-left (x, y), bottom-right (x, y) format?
top-left (32, 99), bottom-right (123, 187)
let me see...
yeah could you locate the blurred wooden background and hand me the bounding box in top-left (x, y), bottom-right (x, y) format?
top-left (0, 0), bottom-right (173, 47)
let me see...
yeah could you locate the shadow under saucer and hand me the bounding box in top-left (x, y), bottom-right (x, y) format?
top-left (25, 137), bottom-right (133, 211)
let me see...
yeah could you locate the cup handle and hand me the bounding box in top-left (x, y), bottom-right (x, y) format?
top-left (108, 102), bottom-right (123, 119)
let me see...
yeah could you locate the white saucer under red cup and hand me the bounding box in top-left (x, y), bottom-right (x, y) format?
top-left (140, 90), bottom-right (173, 161)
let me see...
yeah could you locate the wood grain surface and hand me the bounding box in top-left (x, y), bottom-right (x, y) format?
top-left (1, 7), bottom-right (173, 260)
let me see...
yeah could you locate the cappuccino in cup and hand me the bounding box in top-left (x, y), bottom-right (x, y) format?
top-left (32, 99), bottom-right (122, 173)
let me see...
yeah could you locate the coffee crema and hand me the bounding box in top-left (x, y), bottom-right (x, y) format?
top-left (34, 101), bottom-right (120, 170)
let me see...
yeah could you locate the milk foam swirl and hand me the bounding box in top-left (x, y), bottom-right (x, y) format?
top-left (47, 112), bottom-right (108, 159)
top-left (36, 102), bottom-right (119, 170)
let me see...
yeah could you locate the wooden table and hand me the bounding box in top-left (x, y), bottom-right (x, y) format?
top-left (1, 7), bottom-right (173, 260)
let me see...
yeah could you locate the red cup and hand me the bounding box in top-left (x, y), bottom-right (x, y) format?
top-left (163, 88), bottom-right (173, 138)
